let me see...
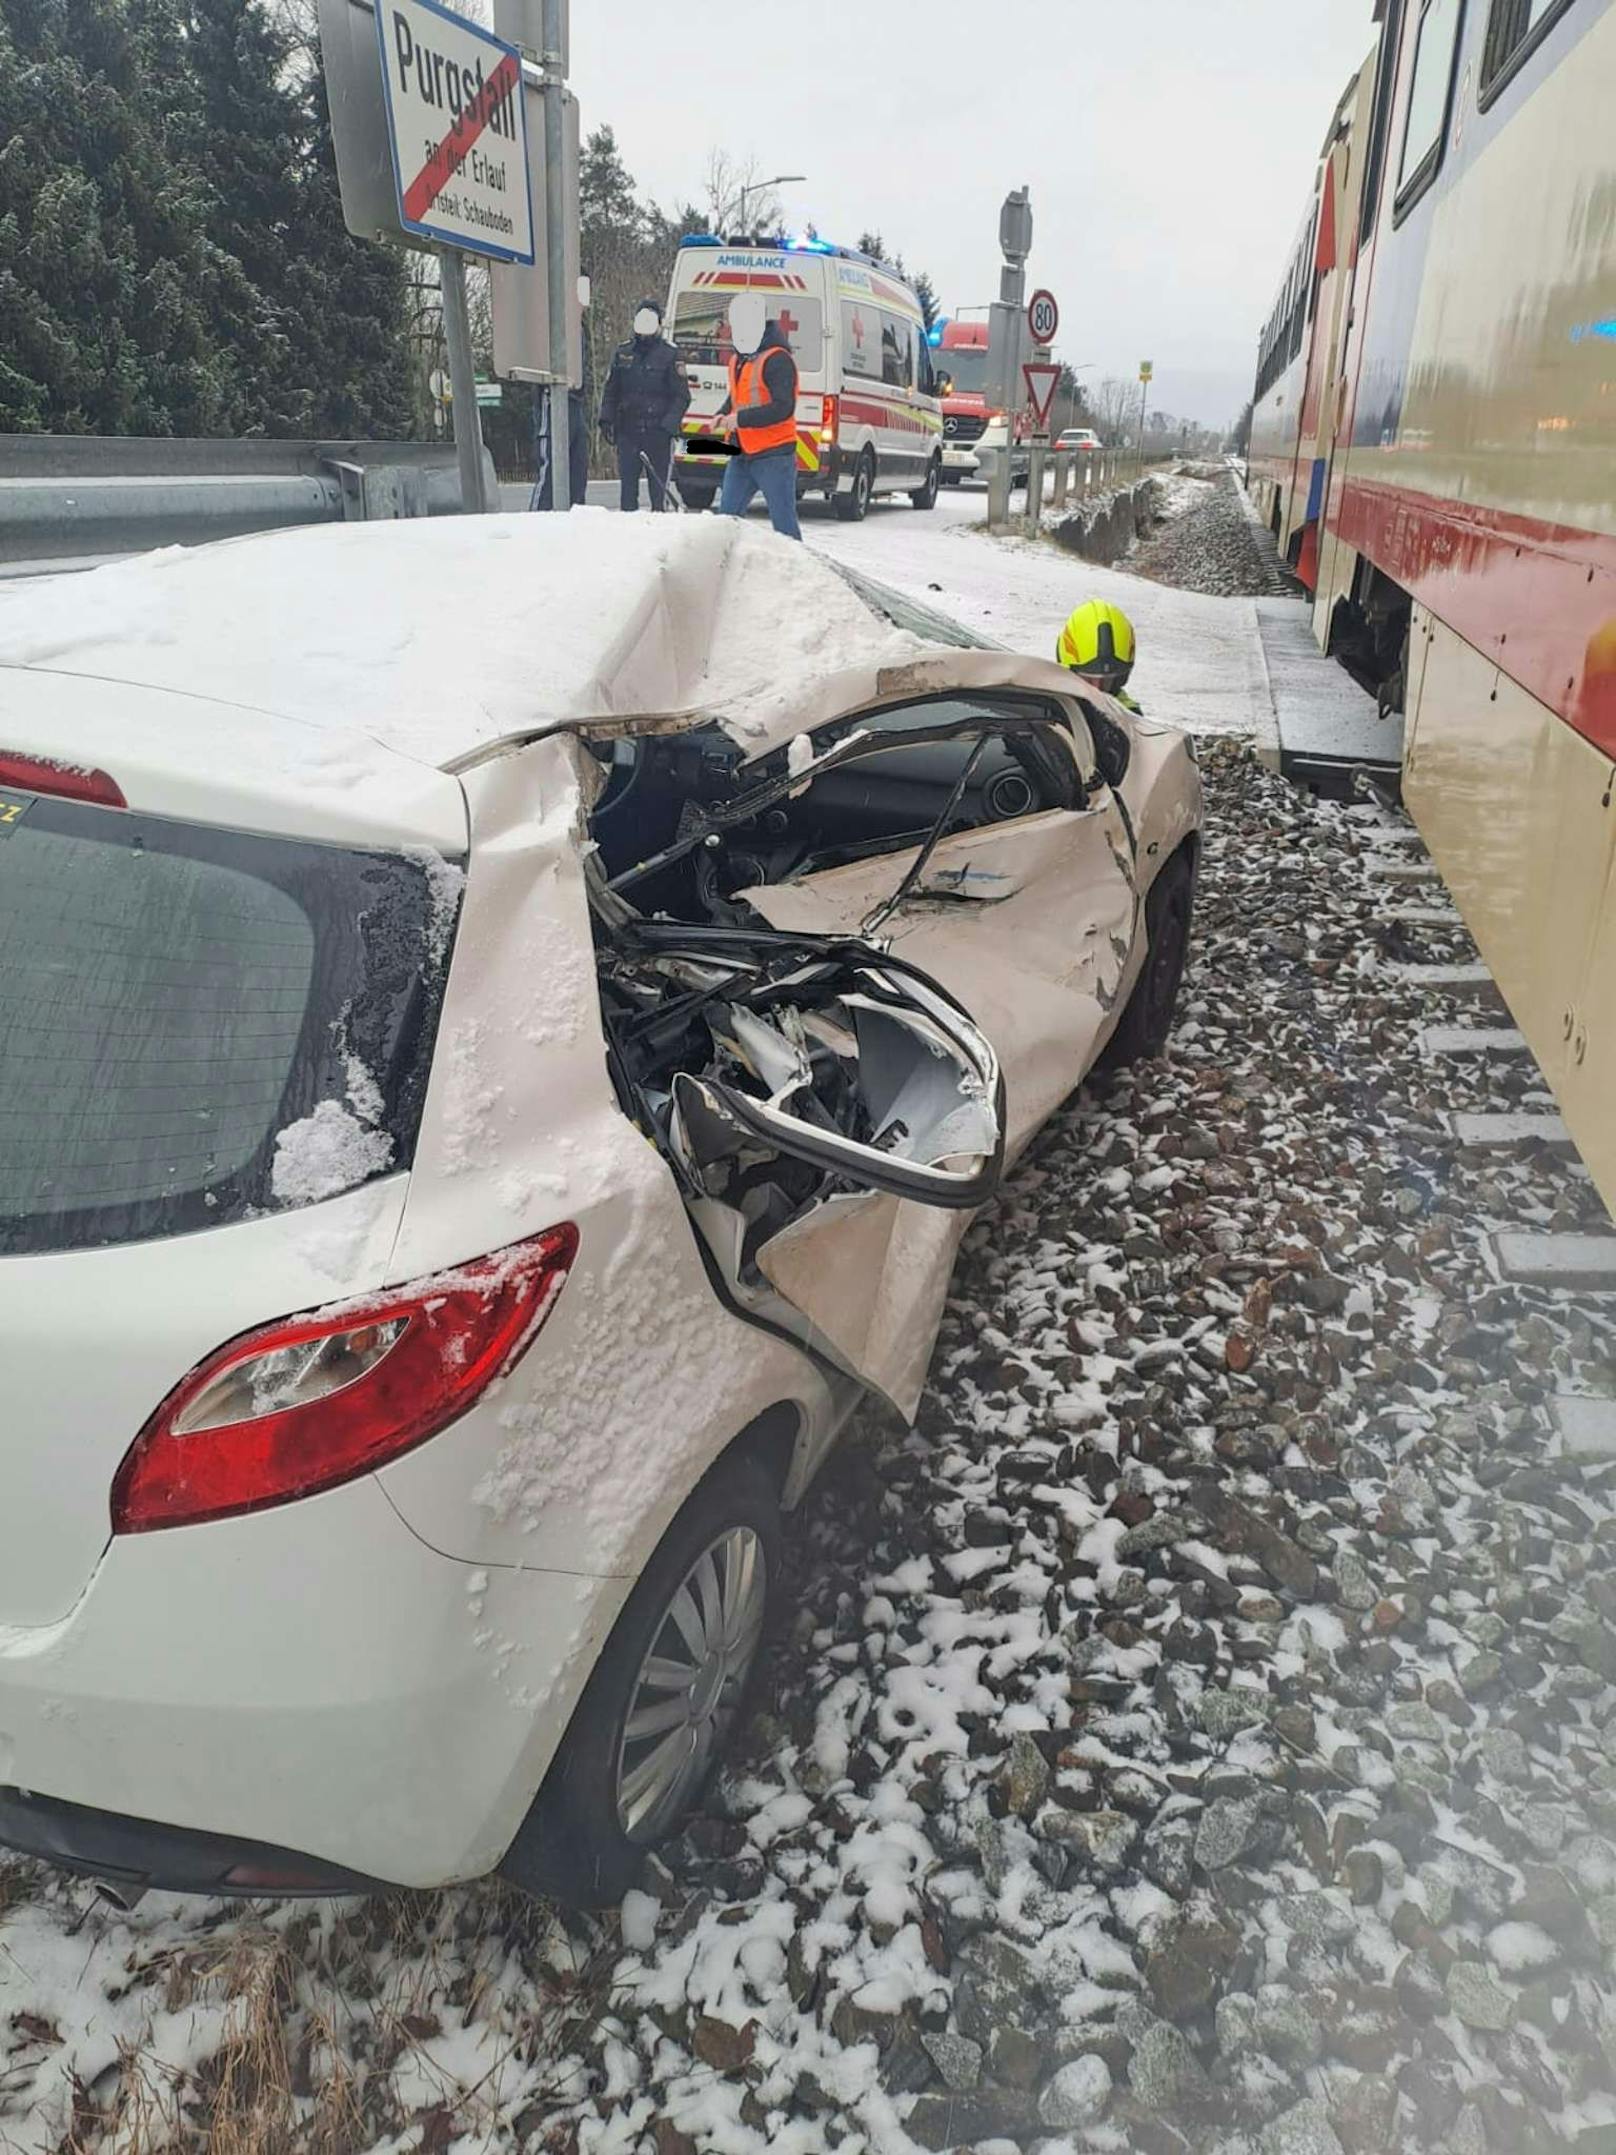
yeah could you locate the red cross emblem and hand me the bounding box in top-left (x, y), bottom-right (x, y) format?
top-left (778, 306), bottom-right (800, 338)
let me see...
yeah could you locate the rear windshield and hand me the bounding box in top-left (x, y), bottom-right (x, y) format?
top-left (0, 788), bottom-right (460, 1256)
top-left (671, 288), bottom-right (824, 374)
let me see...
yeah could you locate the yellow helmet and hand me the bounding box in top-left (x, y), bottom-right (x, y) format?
top-left (1056, 600), bottom-right (1136, 693)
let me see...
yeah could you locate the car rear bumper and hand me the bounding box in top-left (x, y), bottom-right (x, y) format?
top-left (0, 1473), bottom-right (631, 1890)
top-left (0, 1787), bottom-right (385, 1900)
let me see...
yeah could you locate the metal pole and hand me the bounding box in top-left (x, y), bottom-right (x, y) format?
top-left (1138, 378), bottom-right (1150, 482)
top-left (988, 303), bottom-right (1021, 527)
top-left (439, 249), bottom-right (488, 514)
top-left (542, 0), bottom-right (572, 511)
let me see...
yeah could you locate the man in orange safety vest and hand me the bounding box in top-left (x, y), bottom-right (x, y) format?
top-left (714, 292), bottom-right (802, 541)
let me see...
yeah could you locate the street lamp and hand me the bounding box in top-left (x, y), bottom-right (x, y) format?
top-left (735, 174), bottom-right (805, 233)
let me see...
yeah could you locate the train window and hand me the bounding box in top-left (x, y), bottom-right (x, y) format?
top-left (1480, 0), bottom-right (1576, 101)
top-left (1360, 0), bottom-right (1407, 241)
top-left (1395, 0), bottom-right (1466, 213)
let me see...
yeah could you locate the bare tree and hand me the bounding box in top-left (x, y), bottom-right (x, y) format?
top-left (1091, 376), bottom-right (1139, 446)
top-left (269, 0), bottom-right (318, 64)
top-left (703, 150), bottom-right (785, 237)
top-left (402, 251), bottom-right (450, 441)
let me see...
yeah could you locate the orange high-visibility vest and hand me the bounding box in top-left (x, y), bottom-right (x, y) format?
top-left (727, 347), bottom-right (799, 456)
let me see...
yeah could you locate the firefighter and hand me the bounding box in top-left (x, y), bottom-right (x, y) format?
top-left (714, 293), bottom-right (802, 541)
top-left (598, 299), bottom-right (689, 513)
top-left (1057, 599), bottom-right (1141, 710)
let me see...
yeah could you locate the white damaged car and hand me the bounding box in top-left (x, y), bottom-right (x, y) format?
top-left (0, 514), bottom-right (1199, 1904)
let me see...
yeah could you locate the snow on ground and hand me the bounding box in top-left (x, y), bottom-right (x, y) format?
top-left (5, 497), bottom-right (1615, 2155)
top-left (806, 488), bottom-right (1278, 744)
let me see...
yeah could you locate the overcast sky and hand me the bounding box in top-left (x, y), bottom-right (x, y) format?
top-left (567, 0), bottom-right (1378, 427)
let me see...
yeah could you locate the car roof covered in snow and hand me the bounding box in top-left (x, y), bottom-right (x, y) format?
top-left (0, 514), bottom-right (1009, 775)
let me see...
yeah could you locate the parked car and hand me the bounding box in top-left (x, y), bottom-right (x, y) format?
top-left (1057, 428), bottom-right (1103, 453)
top-left (0, 514), bottom-right (1200, 1907)
top-left (666, 235), bottom-right (944, 520)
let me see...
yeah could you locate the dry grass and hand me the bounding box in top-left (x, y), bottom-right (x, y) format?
top-left (17, 1879), bottom-right (622, 2155)
top-left (0, 1857), bottom-right (39, 1921)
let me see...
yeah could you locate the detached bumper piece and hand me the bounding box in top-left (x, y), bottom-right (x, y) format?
top-left (0, 1785), bottom-right (387, 1900)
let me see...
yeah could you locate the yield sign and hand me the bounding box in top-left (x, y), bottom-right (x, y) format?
top-left (1022, 362), bottom-right (1061, 430)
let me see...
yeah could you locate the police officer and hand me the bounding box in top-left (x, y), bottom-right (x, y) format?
top-left (1056, 599), bottom-right (1142, 711)
top-left (598, 299), bottom-right (689, 513)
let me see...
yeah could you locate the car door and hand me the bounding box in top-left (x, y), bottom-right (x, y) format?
top-left (733, 691), bottom-right (1143, 1158)
top-left (878, 309), bottom-right (921, 484)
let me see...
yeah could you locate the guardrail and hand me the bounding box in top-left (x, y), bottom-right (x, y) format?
top-left (0, 434), bottom-right (497, 572)
top-left (978, 445), bottom-right (1173, 531)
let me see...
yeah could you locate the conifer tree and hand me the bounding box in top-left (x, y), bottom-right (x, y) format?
top-left (0, 0), bottom-right (411, 437)
top-left (284, 55), bottom-right (412, 437)
top-left (0, 0), bottom-right (242, 432)
top-left (174, 0), bottom-right (301, 430)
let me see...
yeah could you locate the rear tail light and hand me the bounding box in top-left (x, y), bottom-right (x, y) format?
top-left (820, 394), bottom-right (839, 446)
top-left (0, 749), bottom-right (125, 808)
top-left (111, 1226), bottom-right (579, 1534)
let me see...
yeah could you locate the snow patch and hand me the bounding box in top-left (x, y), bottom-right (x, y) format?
top-left (271, 1100), bottom-right (392, 1206)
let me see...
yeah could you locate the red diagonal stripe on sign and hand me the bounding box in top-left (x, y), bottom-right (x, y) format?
top-left (402, 51), bottom-right (520, 225)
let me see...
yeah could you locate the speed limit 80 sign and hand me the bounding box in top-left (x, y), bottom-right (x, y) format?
top-left (1026, 288), bottom-right (1060, 345)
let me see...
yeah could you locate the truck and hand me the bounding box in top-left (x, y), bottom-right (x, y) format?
top-left (931, 318), bottom-right (1030, 488)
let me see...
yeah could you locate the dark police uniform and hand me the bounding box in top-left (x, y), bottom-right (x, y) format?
top-left (598, 331), bottom-right (689, 512)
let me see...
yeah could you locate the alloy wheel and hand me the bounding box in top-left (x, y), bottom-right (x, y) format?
top-left (614, 1525), bottom-right (769, 1841)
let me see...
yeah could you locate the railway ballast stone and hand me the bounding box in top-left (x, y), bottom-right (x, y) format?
top-left (1125, 464), bottom-right (1286, 594)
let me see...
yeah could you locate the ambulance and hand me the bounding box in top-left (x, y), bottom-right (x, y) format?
top-left (665, 236), bottom-right (945, 522)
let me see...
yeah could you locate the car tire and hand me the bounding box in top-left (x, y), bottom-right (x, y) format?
top-left (1100, 848), bottom-right (1195, 1070)
top-left (499, 1453), bottom-right (781, 1907)
top-left (909, 457), bottom-right (941, 511)
top-left (834, 450), bottom-right (875, 522)
top-left (676, 482), bottom-right (717, 512)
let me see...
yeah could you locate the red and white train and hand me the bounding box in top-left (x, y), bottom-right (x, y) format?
top-left (1249, 0), bottom-right (1616, 1207)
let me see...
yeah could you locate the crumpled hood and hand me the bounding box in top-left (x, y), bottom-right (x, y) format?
top-left (0, 514), bottom-right (933, 771)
